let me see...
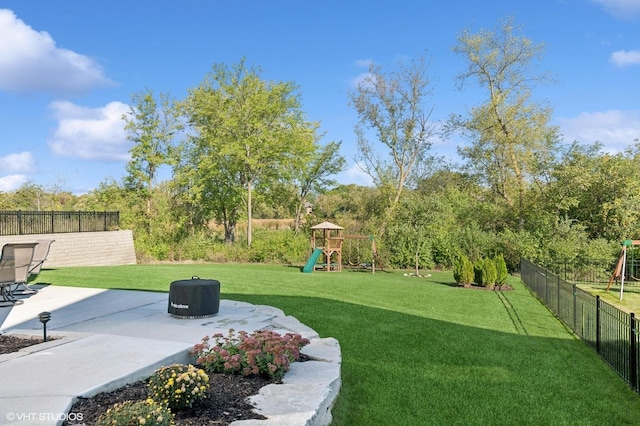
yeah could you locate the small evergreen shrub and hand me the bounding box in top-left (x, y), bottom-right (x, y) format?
top-left (96, 399), bottom-right (173, 426)
top-left (482, 257), bottom-right (497, 288)
top-left (453, 255), bottom-right (474, 286)
top-left (473, 258), bottom-right (485, 286)
top-left (461, 256), bottom-right (475, 286)
top-left (191, 328), bottom-right (310, 379)
top-left (494, 254), bottom-right (508, 285)
top-left (147, 364), bottom-right (209, 410)
top-left (453, 255), bottom-right (464, 284)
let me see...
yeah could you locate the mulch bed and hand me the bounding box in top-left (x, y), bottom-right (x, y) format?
top-left (66, 373), bottom-right (277, 425)
top-left (0, 334), bottom-right (279, 425)
top-left (0, 334), bottom-right (46, 354)
top-left (455, 284), bottom-right (514, 291)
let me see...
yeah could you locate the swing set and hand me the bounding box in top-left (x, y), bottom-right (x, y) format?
top-left (344, 234), bottom-right (378, 270)
top-left (606, 239), bottom-right (640, 300)
top-left (303, 221), bottom-right (379, 273)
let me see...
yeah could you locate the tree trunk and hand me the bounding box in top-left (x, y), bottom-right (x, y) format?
top-left (224, 223), bottom-right (235, 244)
top-left (247, 179), bottom-right (252, 247)
top-left (294, 201), bottom-right (304, 233)
top-left (223, 209), bottom-right (237, 244)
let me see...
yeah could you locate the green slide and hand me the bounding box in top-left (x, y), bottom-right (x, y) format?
top-left (302, 248), bottom-right (323, 273)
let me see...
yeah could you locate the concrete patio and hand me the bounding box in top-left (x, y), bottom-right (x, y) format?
top-left (0, 285), bottom-right (341, 426)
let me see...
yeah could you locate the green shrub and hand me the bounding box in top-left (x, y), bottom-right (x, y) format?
top-left (453, 224), bottom-right (494, 263)
top-left (430, 234), bottom-right (458, 269)
top-left (453, 255), bottom-right (463, 283)
top-left (147, 364), bottom-right (209, 410)
top-left (96, 399), bottom-right (173, 426)
top-left (191, 328), bottom-right (310, 379)
top-left (453, 255), bottom-right (474, 286)
top-left (482, 257), bottom-right (497, 288)
top-left (248, 230), bottom-right (309, 264)
top-left (494, 229), bottom-right (541, 272)
top-left (494, 254), bottom-right (508, 284)
top-left (473, 258), bottom-right (484, 285)
top-left (461, 256), bottom-right (475, 286)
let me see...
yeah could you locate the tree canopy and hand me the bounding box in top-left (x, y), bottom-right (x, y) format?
top-left (348, 55), bottom-right (437, 235)
top-left (179, 59), bottom-right (329, 245)
top-left (451, 17), bottom-right (560, 230)
top-left (11, 19), bottom-right (637, 270)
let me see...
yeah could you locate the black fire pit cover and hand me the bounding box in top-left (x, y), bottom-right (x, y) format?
top-left (168, 276), bottom-right (220, 318)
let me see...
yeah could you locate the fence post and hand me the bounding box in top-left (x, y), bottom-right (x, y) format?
top-left (596, 295), bottom-right (601, 354)
top-left (631, 313), bottom-right (638, 391)
top-left (557, 275), bottom-right (561, 315)
top-left (573, 284), bottom-right (577, 332)
top-left (17, 210), bottom-right (22, 235)
top-left (50, 211), bottom-right (54, 233)
top-left (546, 270), bottom-right (550, 305)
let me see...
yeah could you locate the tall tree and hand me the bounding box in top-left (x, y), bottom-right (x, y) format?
top-left (180, 59), bottom-right (316, 245)
top-left (289, 138), bottom-right (346, 232)
top-left (546, 142), bottom-right (640, 241)
top-left (0, 179), bottom-right (77, 211)
top-left (348, 55), bottom-right (437, 235)
top-left (172, 139), bottom-right (244, 242)
top-left (450, 17), bottom-right (559, 229)
top-left (123, 89), bottom-right (180, 216)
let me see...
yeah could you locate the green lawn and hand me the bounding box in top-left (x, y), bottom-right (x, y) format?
top-left (35, 264), bottom-right (640, 425)
top-left (578, 281), bottom-right (640, 314)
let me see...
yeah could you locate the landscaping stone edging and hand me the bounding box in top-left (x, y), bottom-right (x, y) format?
top-left (232, 337), bottom-right (342, 426)
top-left (231, 306), bottom-right (342, 426)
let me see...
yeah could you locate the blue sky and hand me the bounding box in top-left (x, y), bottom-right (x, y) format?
top-left (0, 0), bottom-right (639, 194)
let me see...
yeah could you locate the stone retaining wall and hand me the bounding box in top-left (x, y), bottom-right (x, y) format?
top-left (0, 230), bottom-right (137, 267)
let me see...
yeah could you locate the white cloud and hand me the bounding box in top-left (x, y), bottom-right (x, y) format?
top-left (0, 151), bottom-right (36, 173)
top-left (611, 49), bottom-right (640, 66)
top-left (47, 100), bottom-right (131, 161)
top-left (0, 151), bottom-right (35, 191)
top-left (0, 9), bottom-right (114, 95)
top-left (558, 110), bottom-right (640, 152)
top-left (0, 175), bottom-right (29, 191)
top-left (350, 72), bottom-right (374, 88)
top-left (355, 58), bottom-right (373, 68)
top-left (338, 163), bottom-right (374, 186)
top-left (350, 59), bottom-right (375, 87)
top-left (593, 0), bottom-right (640, 19)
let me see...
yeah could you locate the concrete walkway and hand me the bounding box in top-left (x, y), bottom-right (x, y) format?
top-left (0, 286), bottom-right (341, 426)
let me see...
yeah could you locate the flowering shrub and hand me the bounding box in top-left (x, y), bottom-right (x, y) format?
top-left (96, 398), bottom-right (173, 425)
top-left (191, 329), bottom-right (310, 379)
top-left (147, 364), bottom-right (209, 410)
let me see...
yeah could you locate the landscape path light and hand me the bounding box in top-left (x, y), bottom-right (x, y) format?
top-left (38, 311), bottom-right (51, 342)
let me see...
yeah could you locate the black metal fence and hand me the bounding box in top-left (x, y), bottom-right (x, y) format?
top-left (539, 258), bottom-right (615, 284)
top-left (0, 211), bottom-right (119, 235)
top-left (521, 258), bottom-right (639, 392)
